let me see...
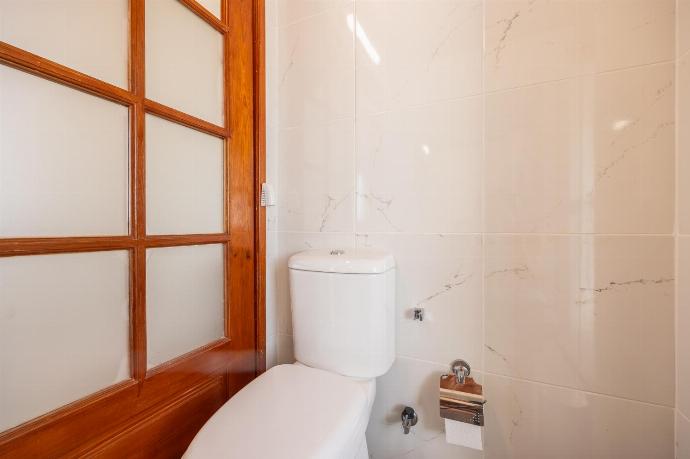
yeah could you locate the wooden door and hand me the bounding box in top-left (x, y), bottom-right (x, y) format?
top-left (0, 0), bottom-right (265, 457)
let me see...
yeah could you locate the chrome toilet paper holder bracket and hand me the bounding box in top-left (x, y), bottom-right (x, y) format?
top-left (450, 359), bottom-right (471, 384)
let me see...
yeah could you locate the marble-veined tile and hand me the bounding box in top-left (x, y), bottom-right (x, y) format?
top-left (678, 411), bottom-right (690, 459)
top-left (278, 3), bottom-right (354, 128)
top-left (483, 374), bottom-right (675, 459)
top-left (581, 63), bottom-right (675, 234)
top-left (355, 0), bottom-right (483, 115)
top-left (578, 0), bottom-right (674, 75)
top-left (484, 235), bottom-right (582, 389)
top-left (278, 119), bottom-right (355, 233)
top-left (276, 0), bottom-right (350, 27)
top-left (366, 356), bottom-right (484, 459)
top-left (578, 236), bottom-right (674, 406)
top-left (356, 97), bottom-right (483, 234)
top-left (680, 0), bottom-right (690, 58)
top-left (485, 79), bottom-right (582, 234)
top-left (357, 233), bottom-right (483, 369)
top-left (485, 0), bottom-right (579, 91)
top-left (678, 237), bottom-right (690, 416)
top-left (680, 53), bottom-right (690, 234)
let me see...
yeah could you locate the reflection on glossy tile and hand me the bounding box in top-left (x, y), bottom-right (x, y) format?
top-left (678, 237), bottom-right (690, 416)
top-left (486, 235), bottom-right (675, 405)
top-left (275, 232), bottom-right (356, 335)
top-left (355, 0), bottom-right (483, 115)
top-left (486, 64), bottom-right (675, 235)
top-left (578, 236), bottom-right (674, 406)
top-left (485, 79), bottom-right (581, 233)
top-left (678, 411), bottom-right (690, 459)
top-left (485, 0), bottom-right (579, 91)
top-left (367, 357), bottom-right (483, 459)
top-left (680, 54), bottom-right (690, 234)
top-left (485, 236), bottom-right (581, 389)
top-left (483, 374), bottom-right (675, 459)
top-left (278, 119), bottom-right (354, 232)
top-left (358, 234), bottom-right (482, 368)
top-left (582, 64), bottom-right (675, 234)
top-left (278, 3), bottom-right (354, 127)
top-left (357, 97), bottom-right (483, 233)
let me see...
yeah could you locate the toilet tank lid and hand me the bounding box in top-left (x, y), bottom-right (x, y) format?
top-left (288, 248), bottom-right (395, 274)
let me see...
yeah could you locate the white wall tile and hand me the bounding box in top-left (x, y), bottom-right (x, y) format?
top-left (278, 119), bottom-right (355, 232)
top-left (486, 64), bottom-right (675, 235)
top-left (358, 234), bottom-right (483, 369)
top-left (485, 79), bottom-right (582, 233)
top-left (356, 97), bottom-right (483, 233)
top-left (578, 0), bottom-right (675, 75)
top-left (679, 53), bottom-right (690, 234)
top-left (485, 0), bottom-right (675, 92)
top-left (276, 0), bottom-right (350, 27)
top-left (485, 0), bottom-right (580, 92)
top-left (581, 63), bottom-right (675, 234)
top-left (680, 0), bottom-right (690, 58)
top-left (485, 235), bottom-right (582, 389)
top-left (577, 236), bottom-right (675, 406)
top-left (484, 374), bottom-right (675, 459)
top-left (366, 357), bottom-right (483, 459)
top-left (678, 411), bottom-right (690, 459)
top-left (678, 237), bottom-right (690, 416)
top-left (278, 3), bottom-right (354, 128)
top-left (355, 0), bottom-right (483, 115)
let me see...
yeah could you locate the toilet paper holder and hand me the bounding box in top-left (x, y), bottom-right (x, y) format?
top-left (440, 359), bottom-right (485, 427)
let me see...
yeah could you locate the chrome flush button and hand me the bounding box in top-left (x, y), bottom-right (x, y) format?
top-left (330, 249), bottom-right (345, 255)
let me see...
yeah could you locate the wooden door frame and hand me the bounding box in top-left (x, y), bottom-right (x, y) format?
top-left (0, 0), bottom-right (266, 456)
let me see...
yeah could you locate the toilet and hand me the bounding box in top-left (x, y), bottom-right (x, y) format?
top-left (184, 248), bottom-right (396, 458)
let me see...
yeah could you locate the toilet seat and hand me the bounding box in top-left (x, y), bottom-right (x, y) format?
top-left (183, 364), bottom-right (375, 459)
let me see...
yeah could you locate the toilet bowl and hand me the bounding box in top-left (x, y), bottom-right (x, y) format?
top-left (184, 364), bottom-right (376, 458)
top-left (184, 248), bottom-right (395, 458)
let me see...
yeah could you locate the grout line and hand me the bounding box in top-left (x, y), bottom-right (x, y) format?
top-left (680, 409), bottom-right (690, 423)
top-left (484, 58), bottom-right (677, 96)
top-left (272, 230), bottom-right (677, 237)
top-left (275, 1), bottom-right (354, 29)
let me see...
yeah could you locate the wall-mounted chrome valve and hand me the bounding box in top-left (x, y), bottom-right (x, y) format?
top-left (401, 406), bottom-right (418, 434)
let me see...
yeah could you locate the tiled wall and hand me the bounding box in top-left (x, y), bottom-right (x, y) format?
top-left (265, 1), bottom-right (678, 457)
top-left (678, 1), bottom-right (690, 457)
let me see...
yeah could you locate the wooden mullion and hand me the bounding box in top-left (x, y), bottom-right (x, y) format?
top-left (179, 0), bottom-right (229, 34)
top-left (142, 234), bottom-right (231, 248)
top-left (0, 41), bottom-right (135, 106)
top-left (0, 236), bottom-right (135, 257)
top-left (253, 0), bottom-right (267, 374)
top-left (131, 0), bottom-right (147, 383)
top-left (144, 98), bottom-right (229, 138)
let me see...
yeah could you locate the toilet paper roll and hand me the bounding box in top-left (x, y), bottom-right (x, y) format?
top-left (444, 418), bottom-right (483, 451)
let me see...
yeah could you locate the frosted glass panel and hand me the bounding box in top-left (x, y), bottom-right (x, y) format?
top-left (0, 0), bottom-right (129, 88)
top-left (197, 0), bottom-right (221, 19)
top-left (146, 115), bottom-right (223, 235)
top-left (146, 244), bottom-right (224, 368)
top-left (0, 251), bottom-right (130, 432)
top-left (146, 0), bottom-right (224, 125)
top-left (0, 65), bottom-right (129, 237)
